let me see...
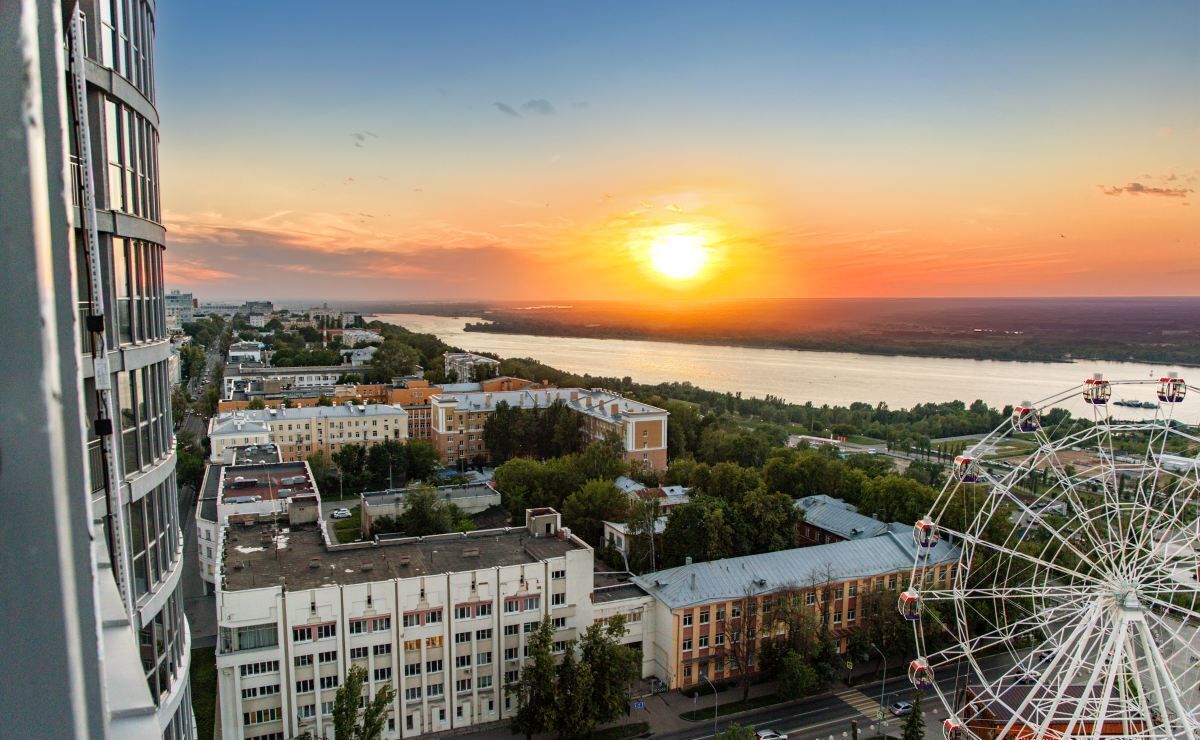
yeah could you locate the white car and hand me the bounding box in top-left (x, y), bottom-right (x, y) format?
top-left (331, 508), bottom-right (353, 520)
top-left (755, 731), bottom-right (788, 740)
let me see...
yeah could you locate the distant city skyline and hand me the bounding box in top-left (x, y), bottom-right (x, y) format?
top-left (158, 1), bottom-right (1198, 301)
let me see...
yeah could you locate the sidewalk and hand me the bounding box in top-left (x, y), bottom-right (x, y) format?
top-left (640, 680), bottom-right (782, 735)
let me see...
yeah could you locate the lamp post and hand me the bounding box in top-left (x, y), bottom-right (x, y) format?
top-left (871, 643), bottom-right (888, 723)
top-left (701, 671), bottom-right (718, 738)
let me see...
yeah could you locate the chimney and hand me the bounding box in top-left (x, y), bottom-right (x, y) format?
top-left (685, 556), bottom-right (693, 565)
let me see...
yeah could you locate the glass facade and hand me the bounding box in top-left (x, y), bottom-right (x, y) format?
top-left (78, 0), bottom-right (192, 736)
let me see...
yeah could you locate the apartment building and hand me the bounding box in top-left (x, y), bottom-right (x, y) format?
top-left (228, 342), bottom-right (265, 364)
top-left (631, 533), bottom-right (960, 691)
top-left (794, 494), bottom-right (905, 546)
top-left (344, 328), bottom-right (384, 345)
top-left (224, 365), bottom-right (348, 398)
top-left (444, 352), bottom-right (502, 382)
top-left (431, 388), bottom-right (670, 471)
top-left (166, 290), bottom-right (195, 331)
top-left (1, 2), bottom-right (192, 736)
top-left (215, 509), bottom-right (600, 739)
top-left (209, 404), bottom-right (409, 462)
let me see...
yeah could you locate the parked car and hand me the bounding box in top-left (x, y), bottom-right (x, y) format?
top-left (331, 508), bottom-right (353, 520)
top-left (755, 730), bottom-right (788, 740)
top-left (889, 701), bottom-right (913, 717)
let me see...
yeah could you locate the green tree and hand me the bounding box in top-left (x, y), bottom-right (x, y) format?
top-left (332, 444), bottom-right (368, 494)
top-left (368, 340), bottom-right (420, 382)
top-left (562, 479), bottom-right (628, 546)
top-left (554, 644), bottom-right (594, 739)
top-left (397, 486), bottom-right (473, 536)
top-left (715, 724), bottom-right (756, 740)
top-left (902, 691), bottom-right (925, 740)
top-left (306, 450), bottom-right (333, 489)
top-left (316, 394), bottom-right (334, 407)
top-left (578, 616), bottom-right (639, 727)
top-left (365, 440), bottom-right (407, 490)
top-left (493, 457), bottom-right (546, 516)
top-left (662, 497), bottom-right (735, 566)
top-left (330, 663), bottom-right (396, 740)
top-left (404, 440), bottom-right (439, 481)
top-left (246, 398), bottom-right (266, 410)
top-left (777, 650), bottom-right (819, 699)
top-left (510, 618), bottom-right (557, 740)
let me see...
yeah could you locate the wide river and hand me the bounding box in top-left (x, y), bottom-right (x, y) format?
top-left (372, 313), bottom-right (1199, 424)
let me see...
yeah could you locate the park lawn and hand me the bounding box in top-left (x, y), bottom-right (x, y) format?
top-left (680, 692), bottom-right (786, 721)
top-left (190, 646), bottom-right (216, 740)
top-left (590, 721), bottom-right (651, 740)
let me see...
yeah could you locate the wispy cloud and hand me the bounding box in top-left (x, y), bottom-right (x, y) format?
top-left (1099, 181), bottom-right (1192, 198)
top-left (493, 102), bottom-right (521, 118)
top-left (520, 99), bottom-right (555, 116)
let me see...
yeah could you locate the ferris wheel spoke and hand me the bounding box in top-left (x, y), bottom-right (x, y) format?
top-left (925, 593), bottom-right (1093, 668)
top-left (1133, 615), bottom-right (1200, 740)
top-left (920, 584), bottom-right (1099, 602)
top-left (940, 523), bottom-right (1109, 587)
top-left (1142, 593), bottom-right (1200, 623)
top-left (1032, 443), bottom-right (1129, 575)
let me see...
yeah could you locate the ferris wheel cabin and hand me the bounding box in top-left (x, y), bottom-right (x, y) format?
top-left (914, 517), bottom-right (940, 548)
top-left (898, 588), bottom-right (922, 621)
top-left (942, 719), bottom-right (964, 739)
top-left (909, 658), bottom-right (934, 689)
top-left (1011, 403), bottom-right (1040, 433)
top-left (1158, 374), bottom-right (1187, 403)
top-left (1083, 374), bottom-right (1111, 405)
top-left (953, 455), bottom-right (978, 483)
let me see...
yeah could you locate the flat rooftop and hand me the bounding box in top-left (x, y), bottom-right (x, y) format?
top-left (221, 462), bottom-right (313, 503)
top-left (222, 524), bottom-right (584, 591)
top-left (229, 444), bottom-right (282, 466)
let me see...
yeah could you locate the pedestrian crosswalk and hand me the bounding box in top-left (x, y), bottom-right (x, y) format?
top-left (835, 687), bottom-right (884, 720)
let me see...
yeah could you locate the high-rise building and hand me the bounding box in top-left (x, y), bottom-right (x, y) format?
top-left (0, 2), bottom-right (192, 738)
top-left (166, 290), bottom-right (196, 331)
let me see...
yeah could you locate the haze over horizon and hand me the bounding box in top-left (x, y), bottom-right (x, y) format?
top-left (158, 1), bottom-right (1199, 302)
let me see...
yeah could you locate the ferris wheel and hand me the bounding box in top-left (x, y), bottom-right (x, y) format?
top-left (902, 373), bottom-right (1200, 739)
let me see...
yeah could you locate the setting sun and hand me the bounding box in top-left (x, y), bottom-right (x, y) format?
top-left (649, 232), bottom-right (709, 280)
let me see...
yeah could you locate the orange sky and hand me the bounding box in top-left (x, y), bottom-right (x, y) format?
top-left (157, 2), bottom-right (1200, 301)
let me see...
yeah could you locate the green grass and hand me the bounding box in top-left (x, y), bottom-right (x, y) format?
top-left (589, 721), bottom-right (651, 739)
top-left (334, 506), bottom-right (363, 543)
top-left (680, 693), bottom-right (786, 721)
top-left (845, 434), bottom-right (886, 445)
top-left (190, 646), bottom-right (216, 740)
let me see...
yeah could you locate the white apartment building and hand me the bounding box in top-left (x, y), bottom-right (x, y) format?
top-left (343, 328), bottom-right (384, 345)
top-left (215, 509), bottom-right (609, 739)
top-left (228, 342), bottom-right (266, 364)
top-left (224, 365), bottom-right (347, 399)
top-left (444, 352), bottom-right (501, 383)
top-left (166, 290), bottom-right (195, 331)
top-left (249, 314), bottom-right (268, 328)
top-left (209, 404), bottom-right (409, 462)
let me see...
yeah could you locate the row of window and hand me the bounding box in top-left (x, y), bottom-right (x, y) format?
top-left (349, 616), bottom-right (391, 634)
top-left (112, 237), bottom-right (166, 346)
top-left (221, 623), bottom-right (278, 654)
top-left (295, 676), bottom-right (340, 693)
top-left (103, 98), bottom-right (161, 222)
top-left (90, 0), bottom-right (157, 101)
top-left (138, 589), bottom-right (185, 704)
top-left (127, 471), bottom-right (179, 599)
top-left (292, 623), bottom-right (337, 642)
top-left (117, 360), bottom-right (171, 474)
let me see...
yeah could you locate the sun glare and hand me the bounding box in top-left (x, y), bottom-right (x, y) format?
top-left (647, 231), bottom-right (710, 281)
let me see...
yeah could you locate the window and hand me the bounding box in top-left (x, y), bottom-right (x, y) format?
top-left (523, 622), bottom-right (537, 634)
top-left (682, 639), bottom-right (692, 652)
top-left (296, 679), bottom-right (314, 693)
top-left (504, 647), bottom-right (518, 661)
top-left (731, 605), bottom-right (742, 618)
top-left (477, 603), bottom-right (492, 618)
top-left (524, 597), bottom-right (539, 611)
top-left (552, 569), bottom-right (566, 579)
top-left (426, 636), bottom-right (443, 648)
top-left (373, 643), bottom-right (392, 656)
top-left (405, 687), bottom-right (422, 701)
top-left (699, 610), bottom-right (710, 625)
top-left (427, 609), bottom-right (443, 624)
top-left (320, 675), bottom-right (339, 690)
top-left (506, 669), bottom-right (519, 684)
top-left (849, 584), bottom-right (858, 597)
top-left (476, 628), bottom-right (492, 640)
top-left (455, 631), bottom-right (471, 644)
top-left (294, 655), bottom-right (312, 667)
top-left (405, 663), bottom-right (421, 676)
top-left (321, 701), bottom-right (334, 716)
top-left (373, 667), bottom-right (391, 682)
top-left (716, 607), bottom-right (726, 621)
top-left (456, 705), bottom-right (464, 718)
top-left (456, 655), bottom-right (471, 668)
top-left (683, 665), bottom-right (692, 679)
top-left (478, 652), bottom-right (492, 665)
top-left (403, 613), bottom-right (420, 628)
top-left (551, 593), bottom-right (566, 606)
top-left (316, 624), bottom-right (336, 640)
top-left (888, 576), bottom-right (897, 590)
top-left (552, 617), bottom-right (566, 629)
top-left (479, 675), bottom-right (493, 689)
top-left (682, 613), bottom-right (693, 627)
top-left (504, 624), bottom-right (518, 636)
top-left (428, 683), bottom-right (444, 697)
top-left (699, 635), bottom-right (709, 648)
top-left (505, 600), bottom-right (519, 613)
top-left (456, 678), bottom-right (472, 693)
top-left (847, 609), bottom-right (857, 623)
top-left (455, 606), bottom-right (472, 620)
top-left (715, 632), bottom-right (725, 646)
top-left (292, 626), bottom-right (312, 643)
top-left (833, 610), bottom-right (843, 624)
top-left (246, 708), bottom-right (283, 725)
top-left (318, 651), bottom-right (337, 664)
top-left (349, 620), bottom-right (367, 635)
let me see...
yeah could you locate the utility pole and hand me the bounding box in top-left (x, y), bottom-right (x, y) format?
top-left (850, 719), bottom-right (859, 740)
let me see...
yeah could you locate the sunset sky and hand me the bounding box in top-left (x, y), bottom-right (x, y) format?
top-left (157, 1), bottom-right (1198, 302)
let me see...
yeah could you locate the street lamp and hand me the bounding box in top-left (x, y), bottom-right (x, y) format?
top-left (871, 643), bottom-right (888, 722)
top-left (700, 671), bottom-right (717, 738)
